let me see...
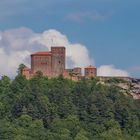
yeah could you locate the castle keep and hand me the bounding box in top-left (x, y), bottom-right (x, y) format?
top-left (22, 46), bottom-right (97, 80)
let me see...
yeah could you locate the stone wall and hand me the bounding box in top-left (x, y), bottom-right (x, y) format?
top-left (31, 54), bottom-right (52, 77)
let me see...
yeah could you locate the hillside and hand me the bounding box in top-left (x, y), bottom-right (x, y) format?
top-left (98, 77), bottom-right (140, 100)
top-left (0, 74), bottom-right (140, 140)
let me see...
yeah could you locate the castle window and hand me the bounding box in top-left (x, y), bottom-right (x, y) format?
top-left (58, 61), bottom-right (61, 64)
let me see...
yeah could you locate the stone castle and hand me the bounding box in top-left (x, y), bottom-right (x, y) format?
top-left (22, 46), bottom-right (97, 80)
top-left (22, 47), bottom-right (140, 100)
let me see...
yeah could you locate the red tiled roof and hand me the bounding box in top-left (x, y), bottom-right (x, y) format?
top-left (31, 51), bottom-right (52, 55)
top-left (85, 65), bottom-right (96, 69)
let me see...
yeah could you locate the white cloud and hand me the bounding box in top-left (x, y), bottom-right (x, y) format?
top-left (0, 27), bottom-right (93, 77)
top-left (0, 27), bottom-right (130, 78)
top-left (31, 29), bottom-right (93, 68)
top-left (97, 65), bottom-right (129, 77)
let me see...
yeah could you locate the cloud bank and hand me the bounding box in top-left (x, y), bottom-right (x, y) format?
top-left (97, 65), bottom-right (129, 77)
top-left (0, 27), bottom-right (92, 77)
top-left (0, 27), bottom-right (129, 78)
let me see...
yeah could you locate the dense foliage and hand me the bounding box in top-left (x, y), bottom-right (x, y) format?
top-left (0, 74), bottom-right (140, 140)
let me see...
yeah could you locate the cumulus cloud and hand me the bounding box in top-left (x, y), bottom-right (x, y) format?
top-left (0, 27), bottom-right (92, 77)
top-left (0, 27), bottom-right (129, 78)
top-left (97, 65), bottom-right (129, 77)
top-left (30, 30), bottom-right (93, 67)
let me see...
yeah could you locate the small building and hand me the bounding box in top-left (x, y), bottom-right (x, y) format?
top-left (85, 65), bottom-right (97, 78)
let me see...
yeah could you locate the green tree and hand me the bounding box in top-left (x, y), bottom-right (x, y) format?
top-left (17, 64), bottom-right (26, 75)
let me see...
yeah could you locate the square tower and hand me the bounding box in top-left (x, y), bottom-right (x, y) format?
top-left (51, 47), bottom-right (65, 77)
top-left (85, 65), bottom-right (97, 78)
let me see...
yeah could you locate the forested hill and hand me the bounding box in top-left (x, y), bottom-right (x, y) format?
top-left (0, 74), bottom-right (140, 140)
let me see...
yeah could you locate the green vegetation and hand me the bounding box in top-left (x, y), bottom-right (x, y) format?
top-left (0, 74), bottom-right (140, 140)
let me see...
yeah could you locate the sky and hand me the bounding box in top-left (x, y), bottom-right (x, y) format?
top-left (0, 0), bottom-right (140, 78)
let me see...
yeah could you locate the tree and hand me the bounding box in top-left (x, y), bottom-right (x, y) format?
top-left (75, 130), bottom-right (89, 140)
top-left (0, 73), bottom-right (140, 140)
top-left (17, 64), bottom-right (26, 75)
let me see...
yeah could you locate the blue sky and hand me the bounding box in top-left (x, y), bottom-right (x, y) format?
top-left (0, 0), bottom-right (140, 77)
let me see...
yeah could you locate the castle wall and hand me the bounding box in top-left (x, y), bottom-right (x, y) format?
top-left (63, 69), bottom-right (71, 78)
top-left (73, 67), bottom-right (82, 76)
top-left (31, 54), bottom-right (52, 77)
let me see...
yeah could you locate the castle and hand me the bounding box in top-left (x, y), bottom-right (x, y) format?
top-left (21, 47), bottom-right (140, 100)
top-left (22, 46), bottom-right (97, 80)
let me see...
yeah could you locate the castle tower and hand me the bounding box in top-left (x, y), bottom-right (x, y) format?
top-left (51, 47), bottom-right (65, 77)
top-left (85, 65), bottom-right (97, 78)
top-left (31, 51), bottom-right (52, 77)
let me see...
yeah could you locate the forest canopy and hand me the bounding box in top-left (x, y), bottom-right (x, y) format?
top-left (0, 74), bottom-right (140, 140)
